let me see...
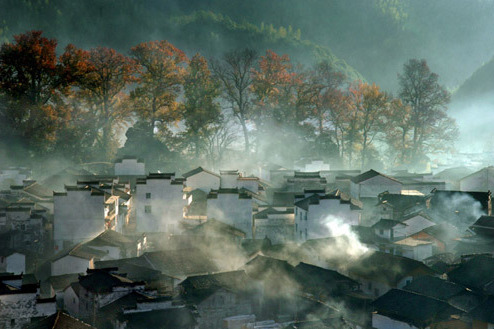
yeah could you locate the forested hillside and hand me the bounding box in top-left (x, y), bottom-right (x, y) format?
top-left (2, 0), bottom-right (494, 90)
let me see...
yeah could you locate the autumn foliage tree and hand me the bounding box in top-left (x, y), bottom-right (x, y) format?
top-left (0, 31), bottom-right (70, 153)
top-left (130, 40), bottom-right (188, 135)
top-left (67, 46), bottom-right (136, 158)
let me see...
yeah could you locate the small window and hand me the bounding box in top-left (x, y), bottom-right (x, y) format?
top-left (379, 229), bottom-right (384, 235)
top-left (374, 288), bottom-right (380, 296)
top-left (144, 205), bottom-right (152, 213)
top-left (11, 319), bottom-right (15, 326)
top-left (145, 193), bottom-right (151, 199)
top-left (368, 282), bottom-right (372, 290)
top-left (20, 224), bottom-right (25, 230)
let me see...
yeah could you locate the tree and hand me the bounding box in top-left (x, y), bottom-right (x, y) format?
top-left (182, 54), bottom-right (221, 158)
top-left (398, 59), bottom-right (457, 162)
top-left (211, 48), bottom-right (257, 152)
top-left (67, 46), bottom-right (136, 158)
top-left (130, 40), bottom-right (187, 135)
top-left (311, 61), bottom-right (346, 135)
top-left (0, 31), bottom-right (71, 153)
top-left (349, 82), bottom-right (389, 168)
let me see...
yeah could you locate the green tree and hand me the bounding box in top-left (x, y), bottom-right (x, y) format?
top-left (398, 59), bottom-right (457, 162)
top-left (182, 54), bottom-right (221, 159)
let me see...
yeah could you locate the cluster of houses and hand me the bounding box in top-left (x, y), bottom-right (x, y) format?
top-left (3, 158), bottom-right (494, 328)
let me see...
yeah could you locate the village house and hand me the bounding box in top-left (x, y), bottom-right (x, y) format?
top-left (114, 157), bottom-right (146, 176)
top-left (0, 274), bottom-right (56, 329)
top-left (180, 270), bottom-right (258, 329)
top-left (284, 171), bottom-right (328, 192)
top-left (403, 275), bottom-right (482, 312)
top-left (350, 170), bottom-right (403, 200)
top-left (447, 255), bottom-right (494, 295)
top-left (206, 188), bottom-right (254, 238)
top-left (347, 251), bottom-right (435, 298)
top-left (0, 249), bottom-right (25, 274)
top-left (97, 292), bottom-right (197, 329)
top-left (53, 186), bottom-right (106, 251)
top-left (460, 166), bottom-right (494, 192)
top-left (434, 166), bottom-right (473, 190)
top-left (372, 219), bottom-right (407, 241)
top-left (26, 311), bottom-right (96, 329)
top-left (372, 289), bottom-right (466, 329)
top-left (393, 237), bottom-right (433, 261)
top-left (411, 222), bottom-right (462, 253)
top-left (183, 167), bottom-right (220, 192)
top-left (134, 173), bottom-right (186, 234)
top-left (0, 167), bottom-right (30, 190)
top-left (377, 192), bottom-right (428, 220)
top-left (469, 296), bottom-right (494, 329)
top-left (253, 207), bottom-right (294, 244)
top-left (294, 189), bottom-right (361, 242)
top-left (77, 268), bottom-right (146, 325)
top-left (50, 243), bottom-right (108, 276)
top-left (0, 204), bottom-right (49, 255)
top-left (429, 189), bottom-right (492, 217)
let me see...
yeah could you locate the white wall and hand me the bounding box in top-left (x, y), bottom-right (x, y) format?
top-left (63, 285), bottom-right (79, 317)
top-left (295, 199), bottom-right (360, 242)
top-left (6, 253), bottom-right (25, 274)
top-left (402, 216), bottom-right (435, 236)
top-left (135, 177), bottom-right (185, 233)
top-left (186, 171), bottom-right (220, 192)
top-left (207, 193), bottom-right (253, 238)
top-left (114, 159), bottom-right (145, 176)
top-left (54, 190), bottom-right (105, 251)
top-left (51, 255), bottom-right (92, 276)
top-left (351, 175), bottom-right (402, 199)
top-left (0, 293), bottom-right (55, 329)
top-left (372, 313), bottom-right (419, 329)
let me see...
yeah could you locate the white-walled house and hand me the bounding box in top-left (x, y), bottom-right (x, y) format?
top-left (206, 188), bottom-right (254, 238)
top-left (460, 166), bottom-right (494, 192)
top-left (182, 167), bottom-right (220, 192)
top-left (401, 213), bottom-right (436, 237)
top-left (53, 186), bottom-right (106, 251)
top-left (253, 207), bottom-right (294, 244)
top-left (0, 274), bottom-right (56, 329)
top-left (51, 243), bottom-right (108, 276)
top-left (114, 157), bottom-right (146, 176)
top-left (294, 189), bottom-right (362, 242)
top-left (0, 251), bottom-right (25, 274)
top-left (393, 237), bottom-right (433, 261)
top-left (371, 219), bottom-right (407, 241)
top-left (350, 170), bottom-right (402, 200)
top-left (134, 173), bottom-right (186, 234)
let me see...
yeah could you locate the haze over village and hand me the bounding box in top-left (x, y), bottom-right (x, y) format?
top-left (3, 1), bottom-right (494, 329)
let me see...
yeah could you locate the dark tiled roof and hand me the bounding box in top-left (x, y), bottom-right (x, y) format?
top-left (469, 296), bottom-right (494, 324)
top-left (351, 170), bottom-right (401, 184)
top-left (403, 276), bottom-right (466, 301)
top-left (186, 219), bottom-right (246, 238)
top-left (372, 218), bottom-right (406, 230)
top-left (79, 270), bottom-right (143, 293)
top-left (85, 230), bottom-right (134, 248)
top-left (348, 251), bottom-right (434, 286)
top-left (447, 255), bottom-right (494, 292)
top-left (182, 166), bottom-right (220, 178)
top-left (294, 262), bottom-right (358, 292)
top-left (254, 207), bottom-right (293, 219)
top-left (26, 311), bottom-right (95, 329)
top-left (117, 307), bottom-right (197, 329)
top-left (378, 193), bottom-right (427, 211)
top-left (372, 289), bottom-right (463, 328)
top-left (141, 248), bottom-right (219, 278)
top-left (180, 270), bottom-right (251, 300)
